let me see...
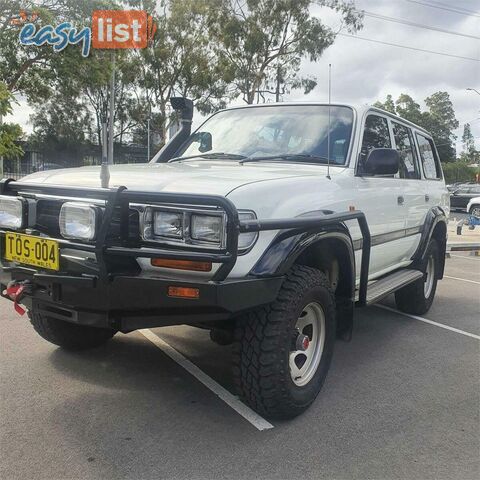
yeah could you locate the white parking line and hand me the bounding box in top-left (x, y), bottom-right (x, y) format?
top-left (376, 305), bottom-right (480, 340)
top-left (139, 328), bottom-right (274, 431)
top-left (444, 275), bottom-right (480, 285)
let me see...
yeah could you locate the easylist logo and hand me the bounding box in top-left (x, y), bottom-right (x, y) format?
top-left (92, 10), bottom-right (156, 50)
top-left (18, 10), bottom-right (156, 57)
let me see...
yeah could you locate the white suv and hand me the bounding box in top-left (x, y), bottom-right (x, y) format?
top-left (0, 100), bottom-right (449, 419)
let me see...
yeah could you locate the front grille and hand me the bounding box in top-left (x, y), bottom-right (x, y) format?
top-left (36, 200), bottom-right (62, 237)
top-left (35, 200), bottom-right (140, 244)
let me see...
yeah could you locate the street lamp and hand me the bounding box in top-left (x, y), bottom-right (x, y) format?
top-left (467, 88), bottom-right (480, 96)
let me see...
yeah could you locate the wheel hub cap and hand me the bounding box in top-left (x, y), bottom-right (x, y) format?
top-left (289, 302), bottom-right (326, 387)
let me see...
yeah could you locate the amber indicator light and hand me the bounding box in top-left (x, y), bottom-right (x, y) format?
top-left (167, 286), bottom-right (200, 299)
top-left (151, 258), bottom-right (212, 272)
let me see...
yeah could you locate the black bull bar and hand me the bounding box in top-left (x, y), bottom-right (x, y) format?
top-left (0, 179), bottom-right (371, 306)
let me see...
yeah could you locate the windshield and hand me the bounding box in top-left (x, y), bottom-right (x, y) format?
top-left (176, 105), bottom-right (354, 165)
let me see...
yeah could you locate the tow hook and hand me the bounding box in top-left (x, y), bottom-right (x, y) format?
top-left (2, 281), bottom-right (33, 316)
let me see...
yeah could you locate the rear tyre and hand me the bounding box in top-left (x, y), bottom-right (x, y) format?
top-left (395, 239), bottom-right (439, 315)
top-left (29, 312), bottom-right (116, 350)
top-left (233, 265), bottom-right (336, 419)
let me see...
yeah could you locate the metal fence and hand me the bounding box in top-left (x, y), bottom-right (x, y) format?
top-left (1, 143), bottom-right (152, 180)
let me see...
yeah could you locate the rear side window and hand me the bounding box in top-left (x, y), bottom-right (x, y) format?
top-left (416, 134), bottom-right (442, 179)
top-left (392, 122), bottom-right (419, 179)
top-left (360, 115), bottom-right (392, 162)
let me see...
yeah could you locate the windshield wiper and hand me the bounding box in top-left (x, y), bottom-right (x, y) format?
top-left (169, 152), bottom-right (247, 163)
top-left (239, 154), bottom-right (331, 164)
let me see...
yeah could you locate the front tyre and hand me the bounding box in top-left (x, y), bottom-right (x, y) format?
top-left (233, 265), bottom-right (336, 419)
top-left (395, 238), bottom-right (439, 315)
top-left (469, 204), bottom-right (480, 217)
top-left (29, 312), bottom-right (116, 350)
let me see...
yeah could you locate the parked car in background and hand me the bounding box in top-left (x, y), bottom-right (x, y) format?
top-left (449, 184), bottom-right (480, 211)
top-left (467, 196), bottom-right (480, 217)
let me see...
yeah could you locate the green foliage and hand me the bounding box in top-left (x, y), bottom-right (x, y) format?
top-left (374, 92), bottom-right (459, 163)
top-left (461, 123), bottom-right (479, 163)
top-left (29, 90), bottom-right (92, 164)
top-left (442, 162), bottom-right (480, 184)
top-left (0, 82), bottom-right (23, 159)
top-left (212, 0), bottom-right (363, 103)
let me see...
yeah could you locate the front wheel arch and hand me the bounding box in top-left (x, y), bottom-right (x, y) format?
top-left (293, 236), bottom-right (355, 340)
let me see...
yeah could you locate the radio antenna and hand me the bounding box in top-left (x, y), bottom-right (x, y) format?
top-left (327, 63), bottom-right (332, 180)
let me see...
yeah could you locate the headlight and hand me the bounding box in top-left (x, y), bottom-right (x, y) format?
top-left (143, 208), bottom-right (184, 240)
top-left (238, 211), bottom-right (258, 251)
top-left (0, 196), bottom-right (26, 230)
top-left (153, 210), bottom-right (184, 238)
top-left (191, 213), bottom-right (225, 246)
top-left (59, 202), bottom-right (100, 241)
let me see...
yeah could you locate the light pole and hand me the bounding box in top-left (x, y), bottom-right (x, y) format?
top-left (466, 88), bottom-right (480, 96)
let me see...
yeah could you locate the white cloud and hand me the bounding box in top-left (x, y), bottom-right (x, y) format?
top-left (288, 0), bottom-right (480, 151)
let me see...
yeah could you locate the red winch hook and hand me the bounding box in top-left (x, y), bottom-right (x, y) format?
top-left (2, 281), bottom-right (31, 316)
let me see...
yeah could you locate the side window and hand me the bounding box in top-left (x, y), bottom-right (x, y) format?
top-left (392, 122), bottom-right (419, 179)
top-left (416, 134), bottom-right (442, 179)
top-left (360, 115), bottom-right (392, 163)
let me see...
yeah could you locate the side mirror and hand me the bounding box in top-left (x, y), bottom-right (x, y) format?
top-left (364, 148), bottom-right (400, 176)
top-left (191, 131), bottom-right (212, 153)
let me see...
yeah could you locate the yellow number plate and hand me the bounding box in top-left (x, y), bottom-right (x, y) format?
top-left (4, 233), bottom-right (60, 271)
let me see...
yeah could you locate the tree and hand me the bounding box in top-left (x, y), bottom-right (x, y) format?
top-left (373, 94), bottom-right (395, 114)
top-left (29, 90), bottom-right (92, 164)
top-left (0, 82), bottom-right (23, 160)
top-left (422, 91), bottom-right (458, 162)
top-left (137, 0), bottom-right (230, 144)
top-left (460, 123), bottom-right (478, 163)
top-left (212, 0), bottom-right (363, 104)
top-left (374, 91), bottom-right (459, 162)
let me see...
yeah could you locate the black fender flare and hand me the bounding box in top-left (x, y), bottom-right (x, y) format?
top-left (412, 206), bottom-right (448, 278)
top-left (250, 223), bottom-right (355, 279)
top-left (249, 223), bottom-right (356, 341)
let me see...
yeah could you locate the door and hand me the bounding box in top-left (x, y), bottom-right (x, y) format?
top-left (450, 186), bottom-right (472, 209)
top-left (416, 133), bottom-right (449, 215)
top-left (353, 113), bottom-right (409, 280)
top-left (390, 121), bottom-right (426, 258)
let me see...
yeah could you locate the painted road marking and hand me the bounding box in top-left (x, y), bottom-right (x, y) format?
top-left (139, 329), bottom-right (274, 431)
top-left (444, 275), bottom-right (480, 285)
top-left (376, 305), bottom-right (480, 340)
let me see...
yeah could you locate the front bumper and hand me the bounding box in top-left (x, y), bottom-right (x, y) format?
top-left (0, 264), bottom-right (283, 332)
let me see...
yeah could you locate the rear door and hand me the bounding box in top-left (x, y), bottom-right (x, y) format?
top-left (416, 133), bottom-right (449, 215)
top-left (390, 121), bottom-right (425, 258)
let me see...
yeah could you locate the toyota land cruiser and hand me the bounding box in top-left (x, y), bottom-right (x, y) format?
top-left (0, 99), bottom-right (449, 419)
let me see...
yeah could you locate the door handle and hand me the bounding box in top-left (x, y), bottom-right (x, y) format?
top-left (397, 195), bottom-right (405, 205)
top-left (425, 194), bottom-right (430, 202)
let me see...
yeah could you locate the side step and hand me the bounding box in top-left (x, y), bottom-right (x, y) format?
top-left (357, 269), bottom-right (423, 305)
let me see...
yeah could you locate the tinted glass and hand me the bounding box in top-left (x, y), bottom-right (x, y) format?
top-left (392, 122), bottom-right (419, 179)
top-left (360, 115), bottom-right (392, 162)
top-left (177, 105), bottom-right (354, 165)
top-left (416, 134), bottom-right (441, 179)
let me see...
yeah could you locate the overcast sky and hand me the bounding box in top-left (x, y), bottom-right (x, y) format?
top-left (6, 0), bottom-right (480, 152)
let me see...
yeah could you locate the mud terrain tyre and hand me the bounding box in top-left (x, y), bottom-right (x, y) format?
top-left (395, 238), bottom-right (439, 315)
top-left (29, 312), bottom-right (116, 350)
top-left (233, 265), bottom-right (336, 419)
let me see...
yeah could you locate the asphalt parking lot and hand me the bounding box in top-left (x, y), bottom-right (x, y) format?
top-left (1, 253), bottom-right (479, 480)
